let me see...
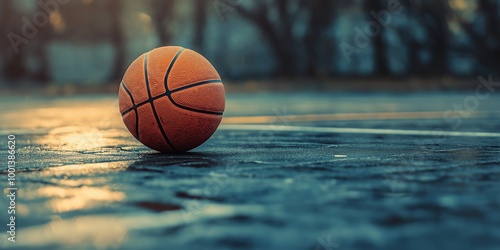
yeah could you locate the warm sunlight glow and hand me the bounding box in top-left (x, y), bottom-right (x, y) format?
top-left (47, 126), bottom-right (107, 150)
top-left (449, 0), bottom-right (477, 22)
top-left (38, 186), bottom-right (125, 213)
top-left (136, 12), bottom-right (154, 33)
top-left (49, 11), bottom-right (66, 33)
top-left (40, 162), bottom-right (130, 178)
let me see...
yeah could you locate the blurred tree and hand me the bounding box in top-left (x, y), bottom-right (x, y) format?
top-left (53, 0), bottom-right (124, 81)
top-left (399, 0), bottom-right (424, 76)
top-left (0, 1), bottom-right (28, 81)
top-left (151, 0), bottom-right (177, 46)
top-left (398, 0), bottom-right (450, 77)
top-left (57, 1), bottom-right (110, 42)
top-left (234, 0), bottom-right (298, 76)
top-left (458, 0), bottom-right (500, 75)
top-left (0, 1), bottom-right (12, 45)
top-left (193, 0), bottom-right (208, 53)
top-left (108, 0), bottom-right (126, 80)
top-left (2, 0), bottom-right (499, 84)
top-left (300, 0), bottom-right (338, 77)
top-left (31, 2), bottom-right (54, 83)
top-left (422, 0), bottom-right (450, 76)
top-left (236, 0), bottom-right (339, 77)
top-left (0, 1), bottom-right (12, 63)
top-left (363, 0), bottom-right (389, 76)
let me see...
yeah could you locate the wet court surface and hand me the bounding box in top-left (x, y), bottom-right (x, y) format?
top-left (0, 92), bottom-right (499, 250)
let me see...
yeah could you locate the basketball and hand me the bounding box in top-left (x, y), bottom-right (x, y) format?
top-left (118, 46), bottom-right (225, 153)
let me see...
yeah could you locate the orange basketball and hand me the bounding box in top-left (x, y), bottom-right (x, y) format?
top-left (118, 46), bottom-right (225, 153)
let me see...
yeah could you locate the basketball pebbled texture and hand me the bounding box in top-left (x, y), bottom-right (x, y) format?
top-left (118, 46), bottom-right (225, 153)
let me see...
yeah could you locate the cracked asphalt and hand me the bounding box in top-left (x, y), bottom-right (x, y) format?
top-left (0, 92), bottom-right (499, 250)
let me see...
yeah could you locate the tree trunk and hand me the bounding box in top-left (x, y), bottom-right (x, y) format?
top-left (152, 0), bottom-right (176, 46)
top-left (193, 0), bottom-right (207, 53)
top-left (402, 2), bottom-right (424, 77)
top-left (108, 0), bottom-right (126, 81)
top-left (235, 3), bottom-right (296, 76)
top-left (364, 0), bottom-right (389, 77)
top-left (1, 1), bottom-right (28, 81)
top-left (422, 0), bottom-right (449, 76)
top-left (303, 0), bottom-right (336, 77)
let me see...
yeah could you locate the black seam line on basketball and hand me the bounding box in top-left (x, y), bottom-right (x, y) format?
top-left (120, 81), bottom-right (136, 116)
top-left (170, 79), bottom-right (223, 93)
top-left (164, 48), bottom-right (186, 91)
top-left (121, 81), bottom-right (135, 104)
top-left (168, 79), bottom-right (224, 115)
top-left (144, 51), bottom-right (178, 152)
top-left (120, 94), bottom-right (164, 116)
top-left (120, 79), bottom-right (223, 116)
top-left (144, 53), bottom-right (153, 98)
top-left (162, 48), bottom-right (224, 116)
top-left (167, 95), bottom-right (224, 116)
top-left (121, 81), bottom-right (140, 140)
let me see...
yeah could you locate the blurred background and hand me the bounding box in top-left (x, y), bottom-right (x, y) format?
top-left (1, 0), bottom-right (499, 93)
top-left (1, 2), bottom-right (500, 249)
